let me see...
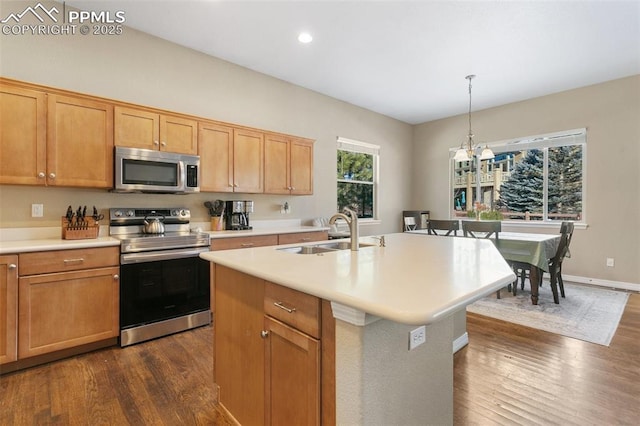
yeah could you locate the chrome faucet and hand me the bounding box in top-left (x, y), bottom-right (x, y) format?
top-left (329, 207), bottom-right (359, 251)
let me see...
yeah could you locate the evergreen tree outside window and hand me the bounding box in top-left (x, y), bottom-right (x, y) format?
top-left (337, 137), bottom-right (379, 219)
top-left (450, 129), bottom-right (585, 223)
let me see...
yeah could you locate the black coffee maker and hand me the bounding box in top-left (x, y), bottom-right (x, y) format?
top-left (224, 200), bottom-right (253, 230)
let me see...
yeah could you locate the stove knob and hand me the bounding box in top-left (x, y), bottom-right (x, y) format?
top-left (126, 210), bottom-right (135, 217)
top-left (171, 209), bottom-right (179, 217)
top-left (180, 209), bottom-right (187, 217)
top-left (113, 210), bottom-right (122, 217)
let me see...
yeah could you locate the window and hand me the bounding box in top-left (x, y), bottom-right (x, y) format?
top-left (337, 137), bottom-right (379, 219)
top-left (451, 129), bottom-right (586, 223)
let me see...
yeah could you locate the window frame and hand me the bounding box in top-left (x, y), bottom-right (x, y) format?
top-left (448, 128), bottom-right (587, 228)
top-left (337, 136), bottom-right (380, 222)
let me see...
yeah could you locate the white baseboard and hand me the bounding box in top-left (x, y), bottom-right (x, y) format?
top-left (452, 332), bottom-right (469, 353)
top-left (561, 274), bottom-right (640, 293)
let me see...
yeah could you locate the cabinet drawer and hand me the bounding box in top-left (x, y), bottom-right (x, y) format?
top-left (264, 281), bottom-right (320, 339)
top-left (18, 247), bottom-right (119, 276)
top-left (278, 231), bottom-right (328, 245)
top-left (210, 235), bottom-right (278, 251)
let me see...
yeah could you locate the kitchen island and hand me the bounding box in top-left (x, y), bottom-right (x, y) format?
top-left (201, 232), bottom-right (515, 425)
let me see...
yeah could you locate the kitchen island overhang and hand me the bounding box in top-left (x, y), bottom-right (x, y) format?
top-left (201, 232), bottom-right (516, 326)
top-left (201, 232), bottom-right (515, 425)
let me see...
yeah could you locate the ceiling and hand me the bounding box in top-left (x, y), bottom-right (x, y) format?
top-left (68, 1), bottom-right (640, 124)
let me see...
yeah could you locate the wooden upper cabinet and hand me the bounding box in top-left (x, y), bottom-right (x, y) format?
top-left (1, 255), bottom-right (18, 365)
top-left (0, 84), bottom-right (47, 186)
top-left (264, 133), bottom-right (290, 195)
top-left (47, 94), bottom-right (114, 188)
top-left (290, 138), bottom-right (314, 195)
top-left (199, 122), bottom-right (234, 192)
top-left (114, 106), bottom-right (197, 155)
top-left (264, 134), bottom-right (314, 195)
top-left (233, 128), bottom-right (264, 193)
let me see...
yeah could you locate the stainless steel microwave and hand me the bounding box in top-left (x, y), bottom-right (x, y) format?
top-left (114, 147), bottom-right (200, 194)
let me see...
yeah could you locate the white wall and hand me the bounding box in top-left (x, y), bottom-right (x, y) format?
top-left (412, 75), bottom-right (640, 285)
top-left (0, 1), bottom-right (413, 235)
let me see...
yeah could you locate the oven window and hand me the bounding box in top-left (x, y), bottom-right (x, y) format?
top-left (122, 159), bottom-right (178, 187)
top-left (120, 257), bottom-right (210, 328)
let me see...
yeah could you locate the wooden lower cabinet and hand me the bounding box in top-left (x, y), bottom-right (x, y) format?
top-left (1, 255), bottom-right (18, 365)
top-left (264, 316), bottom-right (320, 426)
top-left (18, 266), bottom-right (120, 359)
top-left (213, 265), bottom-right (333, 425)
top-left (210, 234), bottom-right (278, 251)
top-left (277, 231), bottom-right (328, 246)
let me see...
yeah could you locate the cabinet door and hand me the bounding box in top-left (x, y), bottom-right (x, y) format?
top-left (264, 316), bottom-right (320, 426)
top-left (0, 84), bottom-right (47, 185)
top-left (18, 267), bottom-right (119, 359)
top-left (233, 128), bottom-right (264, 193)
top-left (264, 133), bottom-right (290, 194)
top-left (1, 255), bottom-right (18, 365)
top-left (114, 106), bottom-right (160, 150)
top-left (290, 138), bottom-right (314, 195)
top-left (199, 122), bottom-right (234, 192)
top-left (160, 114), bottom-right (197, 155)
top-left (47, 95), bottom-right (114, 188)
top-left (214, 266), bottom-right (265, 425)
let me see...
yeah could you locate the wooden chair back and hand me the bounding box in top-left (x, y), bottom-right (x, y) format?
top-left (560, 221), bottom-right (574, 258)
top-left (427, 219), bottom-right (460, 236)
top-left (462, 221), bottom-right (501, 240)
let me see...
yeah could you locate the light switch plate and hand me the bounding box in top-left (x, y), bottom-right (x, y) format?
top-left (31, 204), bottom-right (44, 217)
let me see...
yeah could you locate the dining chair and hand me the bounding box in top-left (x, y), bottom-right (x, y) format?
top-left (556, 221), bottom-right (575, 298)
top-left (462, 220), bottom-right (503, 297)
top-left (546, 231), bottom-right (573, 303)
top-left (427, 219), bottom-right (460, 236)
top-left (461, 220), bottom-right (501, 240)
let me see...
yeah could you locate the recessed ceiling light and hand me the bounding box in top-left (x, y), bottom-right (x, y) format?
top-left (298, 32), bottom-right (313, 44)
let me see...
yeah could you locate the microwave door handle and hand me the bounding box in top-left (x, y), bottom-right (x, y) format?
top-left (178, 161), bottom-right (185, 190)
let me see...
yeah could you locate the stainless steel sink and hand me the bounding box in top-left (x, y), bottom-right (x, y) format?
top-left (317, 241), bottom-right (375, 250)
top-left (277, 241), bottom-right (375, 255)
top-left (277, 245), bottom-right (338, 255)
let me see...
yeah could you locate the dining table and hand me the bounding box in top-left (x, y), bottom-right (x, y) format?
top-left (496, 232), bottom-right (561, 304)
top-left (407, 229), bottom-right (561, 305)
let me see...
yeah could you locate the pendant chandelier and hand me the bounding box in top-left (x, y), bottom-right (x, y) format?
top-left (454, 75), bottom-right (495, 162)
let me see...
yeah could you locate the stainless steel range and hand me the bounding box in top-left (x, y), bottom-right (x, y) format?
top-left (110, 207), bottom-right (211, 347)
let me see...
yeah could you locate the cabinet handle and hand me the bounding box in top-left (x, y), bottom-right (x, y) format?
top-left (63, 258), bottom-right (84, 265)
top-left (154, 140), bottom-right (160, 146)
top-left (274, 301), bottom-right (296, 314)
top-left (161, 141), bottom-right (166, 146)
top-left (8, 263), bottom-right (17, 269)
top-left (38, 172), bottom-right (46, 179)
top-left (113, 274), bottom-right (119, 281)
top-left (291, 187), bottom-right (295, 191)
top-left (234, 184), bottom-right (239, 187)
top-left (240, 243), bottom-right (255, 248)
top-left (301, 238), bottom-right (311, 242)
top-left (49, 172), bottom-right (56, 179)
top-left (260, 330), bottom-right (269, 339)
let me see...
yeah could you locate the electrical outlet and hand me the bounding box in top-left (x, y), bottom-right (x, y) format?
top-left (31, 204), bottom-right (44, 218)
top-left (409, 325), bottom-right (426, 350)
top-left (606, 258), bottom-right (615, 267)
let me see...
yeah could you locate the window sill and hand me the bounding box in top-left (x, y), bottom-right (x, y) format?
top-left (500, 221), bottom-right (588, 231)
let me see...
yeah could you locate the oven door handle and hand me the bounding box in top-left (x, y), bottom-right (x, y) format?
top-left (120, 247), bottom-right (210, 264)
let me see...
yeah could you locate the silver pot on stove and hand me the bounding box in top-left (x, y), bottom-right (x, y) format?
top-left (143, 213), bottom-right (165, 234)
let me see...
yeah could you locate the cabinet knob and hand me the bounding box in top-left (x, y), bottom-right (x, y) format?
top-left (161, 141), bottom-right (166, 146)
top-left (113, 274), bottom-right (119, 281)
top-left (8, 263), bottom-right (17, 269)
top-left (153, 140), bottom-right (159, 145)
top-left (260, 330), bottom-right (269, 339)
top-left (38, 172), bottom-right (46, 178)
top-left (291, 187), bottom-right (295, 191)
top-left (49, 172), bottom-right (56, 179)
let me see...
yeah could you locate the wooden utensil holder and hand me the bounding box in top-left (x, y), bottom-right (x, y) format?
top-left (61, 217), bottom-right (100, 240)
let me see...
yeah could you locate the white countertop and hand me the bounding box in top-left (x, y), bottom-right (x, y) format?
top-left (0, 236), bottom-right (120, 254)
top-left (201, 232), bottom-right (516, 326)
top-left (206, 226), bottom-right (328, 239)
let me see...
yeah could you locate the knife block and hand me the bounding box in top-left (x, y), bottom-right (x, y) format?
top-left (61, 217), bottom-right (100, 240)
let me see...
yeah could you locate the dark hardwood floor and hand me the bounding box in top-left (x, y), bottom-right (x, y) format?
top-left (2, 292), bottom-right (638, 425)
top-left (455, 292), bottom-right (640, 425)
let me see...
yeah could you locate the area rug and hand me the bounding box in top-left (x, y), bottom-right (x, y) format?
top-left (467, 282), bottom-right (630, 346)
